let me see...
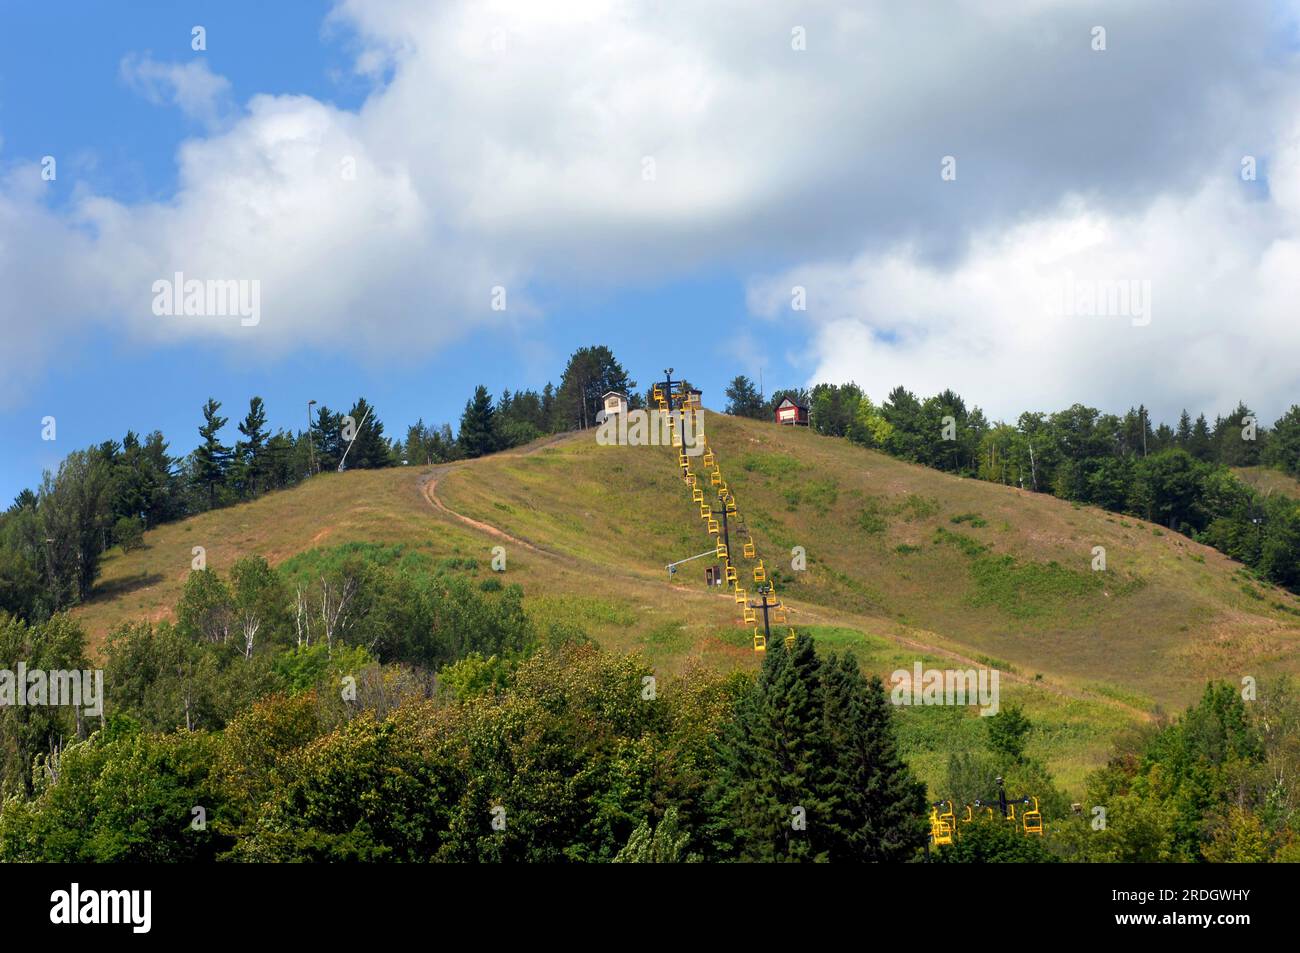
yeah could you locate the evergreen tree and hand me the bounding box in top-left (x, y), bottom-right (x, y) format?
top-left (458, 386), bottom-right (499, 458)
top-left (1189, 413), bottom-right (1213, 461)
top-left (821, 653), bottom-right (928, 861)
top-left (712, 635), bottom-right (837, 861)
top-left (340, 398), bottom-right (392, 470)
top-left (311, 405), bottom-right (344, 473)
top-left (192, 398), bottom-right (231, 509)
top-left (555, 346), bottom-right (635, 430)
top-left (233, 397), bottom-right (270, 497)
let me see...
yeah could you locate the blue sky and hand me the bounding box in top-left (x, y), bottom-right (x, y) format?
top-left (2, 1), bottom-right (1299, 504)
top-left (0, 2), bottom-right (793, 502)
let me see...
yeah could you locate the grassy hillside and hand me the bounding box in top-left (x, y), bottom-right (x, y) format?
top-left (75, 413), bottom-right (1300, 795)
top-left (1233, 465), bottom-right (1300, 499)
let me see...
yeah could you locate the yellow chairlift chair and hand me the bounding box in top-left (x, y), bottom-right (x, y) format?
top-left (753, 560), bottom-right (767, 584)
top-left (743, 607), bottom-right (757, 624)
top-left (1022, 797), bottom-right (1043, 836)
top-left (725, 565), bottom-right (738, 584)
top-left (784, 629), bottom-right (796, 649)
top-left (734, 587), bottom-right (746, 604)
top-left (939, 801), bottom-right (957, 836)
top-left (692, 488), bottom-right (704, 503)
top-left (678, 451), bottom-right (688, 467)
top-left (753, 629), bottom-right (767, 652)
top-left (743, 537), bottom-right (756, 559)
top-left (773, 605), bottom-right (788, 624)
top-left (653, 385), bottom-right (664, 402)
top-left (710, 470), bottom-right (722, 486)
top-left (708, 519), bottom-right (720, 535)
top-left (929, 807), bottom-right (954, 847)
top-left (700, 504), bottom-right (711, 519)
top-left (703, 451), bottom-right (715, 468)
top-left (716, 542), bottom-right (728, 558)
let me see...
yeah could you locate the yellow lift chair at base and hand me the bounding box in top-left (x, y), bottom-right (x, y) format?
top-left (753, 629), bottom-right (766, 652)
top-left (1023, 798), bottom-right (1043, 835)
top-left (929, 808), bottom-right (954, 846)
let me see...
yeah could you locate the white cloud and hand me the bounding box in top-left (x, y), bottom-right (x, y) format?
top-left (747, 144), bottom-right (1300, 424)
top-left (119, 55), bottom-right (233, 123)
top-left (2, 0), bottom-right (1299, 418)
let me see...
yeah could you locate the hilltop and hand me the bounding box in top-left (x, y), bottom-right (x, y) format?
top-left (74, 411), bottom-right (1300, 792)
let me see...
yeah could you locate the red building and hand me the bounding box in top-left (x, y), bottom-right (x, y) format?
top-left (774, 397), bottom-right (809, 426)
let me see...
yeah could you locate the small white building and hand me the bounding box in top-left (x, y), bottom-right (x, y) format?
top-left (601, 391), bottom-right (629, 418)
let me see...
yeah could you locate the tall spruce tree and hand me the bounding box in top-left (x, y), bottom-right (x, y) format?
top-left (192, 398), bottom-right (231, 509)
top-left (233, 397), bottom-right (270, 497)
top-left (458, 385), bottom-right (498, 458)
top-left (712, 634), bottom-right (837, 861)
top-left (342, 397), bottom-right (391, 469)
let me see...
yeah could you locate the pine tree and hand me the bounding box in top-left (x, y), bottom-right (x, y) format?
top-left (311, 405), bottom-right (343, 472)
top-left (821, 653), bottom-right (928, 861)
top-left (1190, 413), bottom-right (1213, 461)
top-left (341, 397), bottom-right (391, 469)
top-left (233, 396), bottom-right (270, 497)
top-left (458, 385), bottom-right (498, 458)
top-left (192, 398), bottom-right (231, 509)
top-left (713, 635), bottom-right (836, 861)
top-left (555, 346), bottom-right (635, 430)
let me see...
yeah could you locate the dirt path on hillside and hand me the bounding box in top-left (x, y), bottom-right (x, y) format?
top-left (416, 434), bottom-right (1155, 723)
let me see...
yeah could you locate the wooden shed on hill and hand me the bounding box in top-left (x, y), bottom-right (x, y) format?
top-left (774, 397), bottom-right (809, 426)
top-left (601, 391), bottom-right (628, 418)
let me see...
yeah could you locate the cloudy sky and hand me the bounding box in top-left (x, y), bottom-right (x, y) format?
top-left (2, 0), bottom-right (1298, 501)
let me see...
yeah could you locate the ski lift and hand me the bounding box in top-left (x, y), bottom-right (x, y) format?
top-left (703, 451), bottom-right (715, 468)
top-left (716, 542), bottom-right (728, 558)
top-left (929, 807), bottom-right (954, 846)
top-left (744, 607), bottom-right (757, 624)
top-left (753, 630), bottom-right (766, 652)
top-left (725, 565), bottom-right (737, 584)
top-left (710, 470), bottom-right (721, 486)
top-left (753, 561), bottom-right (766, 584)
top-left (708, 518), bottom-right (720, 534)
top-left (734, 587), bottom-right (746, 604)
top-left (743, 538), bottom-right (756, 559)
top-left (692, 488), bottom-right (704, 503)
top-left (1022, 797), bottom-right (1043, 835)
